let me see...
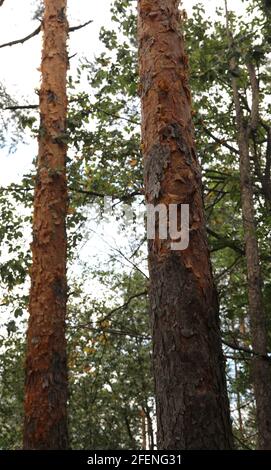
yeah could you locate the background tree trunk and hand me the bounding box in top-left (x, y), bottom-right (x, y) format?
top-left (225, 0), bottom-right (271, 450)
top-left (23, 0), bottom-right (69, 450)
top-left (138, 0), bottom-right (233, 450)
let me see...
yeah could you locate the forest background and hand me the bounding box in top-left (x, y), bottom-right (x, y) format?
top-left (0, 0), bottom-right (270, 450)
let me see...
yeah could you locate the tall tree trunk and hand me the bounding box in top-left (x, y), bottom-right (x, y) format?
top-left (138, 0), bottom-right (233, 450)
top-left (23, 0), bottom-right (69, 450)
top-left (225, 0), bottom-right (271, 450)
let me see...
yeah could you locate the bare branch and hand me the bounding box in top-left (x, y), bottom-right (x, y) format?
top-left (0, 20), bottom-right (93, 50)
top-left (70, 187), bottom-right (142, 201)
top-left (4, 105), bottom-right (38, 111)
top-left (0, 25), bottom-right (41, 49)
top-left (68, 19), bottom-right (93, 32)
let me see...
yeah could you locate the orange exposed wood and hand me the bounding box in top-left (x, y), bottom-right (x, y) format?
top-left (23, 0), bottom-right (69, 450)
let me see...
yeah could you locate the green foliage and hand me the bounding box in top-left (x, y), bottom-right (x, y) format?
top-left (0, 333), bottom-right (25, 449)
top-left (0, 84), bottom-right (26, 151)
top-left (68, 270), bottom-right (153, 449)
top-left (0, 0), bottom-right (270, 450)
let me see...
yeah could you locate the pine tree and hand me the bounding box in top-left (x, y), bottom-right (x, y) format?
top-left (138, 0), bottom-right (233, 449)
top-left (23, 0), bottom-right (69, 449)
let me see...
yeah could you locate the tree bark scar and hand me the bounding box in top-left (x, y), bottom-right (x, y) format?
top-left (139, 72), bottom-right (153, 98)
top-left (57, 7), bottom-right (66, 22)
top-left (144, 143), bottom-right (171, 202)
top-left (159, 122), bottom-right (197, 165)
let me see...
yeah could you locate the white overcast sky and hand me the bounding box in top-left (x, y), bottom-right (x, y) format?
top-left (0, 0), bottom-right (245, 184)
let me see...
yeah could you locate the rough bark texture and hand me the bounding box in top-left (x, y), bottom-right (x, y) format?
top-left (138, 0), bottom-right (233, 450)
top-left (229, 48), bottom-right (271, 453)
top-left (225, 0), bottom-right (271, 449)
top-left (23, 0), bottom-right (69, 450)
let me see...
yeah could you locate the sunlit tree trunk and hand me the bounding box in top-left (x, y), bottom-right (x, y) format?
top-left (138, 0), bottom-right (233, 449)
top-left (23, 0), bottom-right (69, 449)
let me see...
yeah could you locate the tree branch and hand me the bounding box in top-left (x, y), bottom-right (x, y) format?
top-left (75, 324), bottom-right (150, 341)
top-left (4, 105), bottom-right (38, 111)
top-left (223, 339), bottom-right (271, 362)
top-left (3, 102), bottom-right (140, 127)
top-left (0, 184), bottom-right (142, 203)
top-left (68, 19), bottom-right (93, 33)
top-left (200, 120), bottom-right (239, 155)
top-left (0, 184), bottom-right (33, 193)
top-left (0, 25), bottom-right (41, 49)
top-left (233, 433), bottom-right (253, 450)
top-left (71, 187), bottom-right (142, 201)
top-left (71, 291), bottom-right (149, 337)
top-left (207, 227), bottom-right (245, 255)
top-left (0, 20), bottom-right (93, 49)
top-left (101, 291), bottom-right (148, 322)
top-left (214, 255), bottom-right (242, 281)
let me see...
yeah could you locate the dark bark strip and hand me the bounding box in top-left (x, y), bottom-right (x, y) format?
top-left (23, 0), bottom-right (69, 450)
top-left (138, 0), bottom-right (233, 450)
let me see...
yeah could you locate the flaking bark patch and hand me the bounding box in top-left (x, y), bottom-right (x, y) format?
top-left (139, 72), bottom-right (153, 97)
top-left (144, 143), bottom-right (171, 201)
top-left (159, 122), bottom-right (195, 165)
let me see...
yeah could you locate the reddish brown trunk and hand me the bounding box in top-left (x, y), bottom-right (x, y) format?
top-left (138, 0), bottom-right (233, 449)
top-left (23, 0), bottom-right (69, 450)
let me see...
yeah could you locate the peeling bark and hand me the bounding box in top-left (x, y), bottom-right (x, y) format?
top-left (138, 0), bottom-right (233, 449)
top-left (23, 0), bottom-right (69, 450)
